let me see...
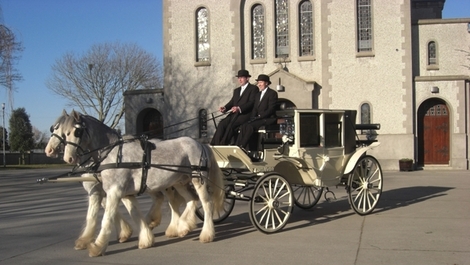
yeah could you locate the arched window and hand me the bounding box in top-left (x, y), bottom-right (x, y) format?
top-left (357, 0), bottom-right (373, 52)
top-left (361, 103), bottom-right (370, 124)
top-left (251, 4), bottom-right (265, 59)
top-left (361, 103), bottom-right (371, 134)
top-left (299, 0), bottom-right (313, 57)
top-left (275, 0), bottom-right (289, 58)
top-left (428, 41), bottom-right (437, 65)
top-left (199, 109), bottom-right (208, 139)
top-left (196, 7), bottom-right (210, 62)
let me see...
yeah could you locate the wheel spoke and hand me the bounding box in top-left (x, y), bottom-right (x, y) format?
top-left (347, 156), bottom-right (383, 215)
top-left (250, 174), bottom-right (293, 233)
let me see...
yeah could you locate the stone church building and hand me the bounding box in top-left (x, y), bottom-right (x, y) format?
top-left (124, 0), bottom-right (470, 170)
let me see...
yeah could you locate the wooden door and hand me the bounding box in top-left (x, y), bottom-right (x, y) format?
top-left (423, 103), bottom-right (449, 164)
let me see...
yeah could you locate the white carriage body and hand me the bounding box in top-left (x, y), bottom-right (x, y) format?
top-left (211, 108), bottom-right (380, 188)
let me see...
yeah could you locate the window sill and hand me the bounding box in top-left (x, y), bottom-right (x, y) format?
top-left (427, 65), bottom-right (439, 71)
top-left (194, 61), bottom-right (211, 67)
top-left (356, 51), bottom-right (375, 58)
top-left (250, 58), bottom-right (267, 65)
top-left (274, 57), bottom-right (291, 63)
top-left (298, 56), bottom-right (316, 62)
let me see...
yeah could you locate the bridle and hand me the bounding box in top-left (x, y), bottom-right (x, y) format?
top-left (49, 124), bottom-right (67, 151)
top-left (64, 122), bottom-right (90, 156)
top-left (49, 121), bottom-right (90, 157)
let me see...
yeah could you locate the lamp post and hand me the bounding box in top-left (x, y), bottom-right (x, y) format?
top-left (2, 103), bottom-right (5, 168)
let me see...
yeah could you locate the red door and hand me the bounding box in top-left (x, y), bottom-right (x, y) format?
top-left (423, 104), bottom-right (449, 164)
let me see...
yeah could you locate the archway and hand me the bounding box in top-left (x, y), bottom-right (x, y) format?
top-left (277, 98), bottom-right (296, 109)
top-left (417, 98), bottom-right (450, 165)
top-left (136, 108), bottom-right (164, 139)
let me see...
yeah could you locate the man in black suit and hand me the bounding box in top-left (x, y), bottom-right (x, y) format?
top-left (210, 70), bottom-right (259, 145)
top-left (236, 74), bottom-right (278, 151)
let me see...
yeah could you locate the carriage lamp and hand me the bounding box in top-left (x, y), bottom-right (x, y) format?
top-left (276, 77), bottom-right (285, 92)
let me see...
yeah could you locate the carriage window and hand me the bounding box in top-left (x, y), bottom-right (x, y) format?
top-left (299, 113), bottom-right (320, 147)
top-left (324, 114), bottom-right (342, 147)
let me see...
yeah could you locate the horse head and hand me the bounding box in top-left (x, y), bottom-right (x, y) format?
top-left (44, 109), bottom-right (69, 158)
top-left (62, 109), bottom-right (91, 165)
top-left (63, 110), bottom-right (120, 166)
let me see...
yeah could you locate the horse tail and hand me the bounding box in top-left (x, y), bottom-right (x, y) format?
top-left (202, 144), bottom-right (225, 214)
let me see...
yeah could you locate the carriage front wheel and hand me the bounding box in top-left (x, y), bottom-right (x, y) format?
top-left (195, 185), bottom-right (235, 223)
top-left (347, 155), bottom-right (383, 215)
top-left (249, 173), bottom-right (294, 233)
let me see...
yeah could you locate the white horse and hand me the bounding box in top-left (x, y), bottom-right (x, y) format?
top-left (45, 110), bottom-right (133, 250)
top-left (61, 110), bottom-right (225, 257)
top-left (45, 111), bottom-right (189, 250)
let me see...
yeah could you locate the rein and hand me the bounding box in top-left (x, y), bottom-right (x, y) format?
top-left (47, 113), bottom-right (214, 194)
top-left (70, 132), bottom-right (209, 196)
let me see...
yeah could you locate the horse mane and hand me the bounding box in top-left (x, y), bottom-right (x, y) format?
top-left (51, 110), bottom-right (69, 130)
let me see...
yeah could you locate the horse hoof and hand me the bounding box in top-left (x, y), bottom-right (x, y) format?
top-left (74, 238), bottom-right (89, 250)
top-left (199, 231), bottom-right (215, 243)
top-left (178, 229), bottom-right (190, 238)
top-left (148, 220), bottom-right (161, 230)
top-left (199, 235), bottom-right (214, 243)
top-left (88, 243), bottom-right (104, 257)
top-left (118, 229), bottom-right (133, 243)
top-left (74, 244), bottom-right (87, 250)
top-left (138, 241), bottom-right (153, 249)
top-left (165, 226), bottom-right (178, 238)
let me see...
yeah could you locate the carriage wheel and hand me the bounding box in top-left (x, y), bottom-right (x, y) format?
top-left (249, 173), bottom-right (294, 234)
top-left (347, 155), bottom-right (383, 215)
top-left (292, 184), bottom-right (323, 209)
top-left (195, 185), bottom-right (235, 223)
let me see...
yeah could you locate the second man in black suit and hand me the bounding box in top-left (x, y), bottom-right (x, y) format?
top-left (236, 74), bottom-right (278, 151)
top-left (210, 70), bottom-right (259, 145)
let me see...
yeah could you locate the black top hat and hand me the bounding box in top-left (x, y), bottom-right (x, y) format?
top-left (235, 70), bottom-right (251, 77)
top-left (255, 74), bottom-right (271, 85)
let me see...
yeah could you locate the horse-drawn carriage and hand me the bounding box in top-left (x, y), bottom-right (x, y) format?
top-left (40, 107), bottom-right (382, 256)
top-left (204, 108), bottom-right (383, 233)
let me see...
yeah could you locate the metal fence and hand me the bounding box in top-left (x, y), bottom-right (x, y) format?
top-left (0, 151), bottom-right (65, 165)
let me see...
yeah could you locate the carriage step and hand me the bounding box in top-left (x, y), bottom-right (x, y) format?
top-left (324, 188), bottom-right (337, 202)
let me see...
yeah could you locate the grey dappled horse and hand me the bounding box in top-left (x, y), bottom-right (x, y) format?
top-left (61, 110), bottom-right (225, 257)
top-left (45, 111), bottom-right (187, 250)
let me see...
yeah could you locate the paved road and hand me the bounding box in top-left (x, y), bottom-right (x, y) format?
top-left (0, 168), bottom-right (469, 265)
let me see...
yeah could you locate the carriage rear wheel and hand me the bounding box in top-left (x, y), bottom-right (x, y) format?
top-left (292, 184), bottom-right (323, 209)
top-left (347, 155), bottom-right (383, 215)
top-left (249, 173), bottom-right (294, 233)
top-left (195, 185), bottom-right (235, 223)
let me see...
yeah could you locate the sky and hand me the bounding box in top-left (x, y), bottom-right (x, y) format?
top-left (0, 0), bottom-right (469, 134)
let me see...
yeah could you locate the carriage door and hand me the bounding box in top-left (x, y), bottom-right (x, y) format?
top-left (419, 100), bottom-right (449, 164)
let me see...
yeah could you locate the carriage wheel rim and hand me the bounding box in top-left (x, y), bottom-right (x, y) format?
top-left (249, 174), bottom-right (293, 233)
top-left (348, 156), bottom-right (383, 215)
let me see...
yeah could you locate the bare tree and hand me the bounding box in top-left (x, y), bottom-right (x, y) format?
top-left (0, 24), bottom-right (23, 110)
top-left (32, 126), bottom-right (48, 149)
top-left (46, 42), bottom-right (163, 128)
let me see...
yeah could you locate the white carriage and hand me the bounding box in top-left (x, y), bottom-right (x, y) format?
top-left (204, 108), bottom-right (383, 233)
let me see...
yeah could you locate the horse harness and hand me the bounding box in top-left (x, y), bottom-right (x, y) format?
top-left (56, 124), bottom-right (209, 196)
